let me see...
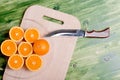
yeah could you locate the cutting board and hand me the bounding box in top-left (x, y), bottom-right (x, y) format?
top-left (3, 5), bottom-right (80, 80)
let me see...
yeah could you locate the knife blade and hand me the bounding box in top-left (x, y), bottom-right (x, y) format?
top-left (45, 27), bottom-right (110, 38)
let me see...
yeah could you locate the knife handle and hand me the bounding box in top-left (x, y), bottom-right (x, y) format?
top-left (85, 28), bottom-right (110, 38)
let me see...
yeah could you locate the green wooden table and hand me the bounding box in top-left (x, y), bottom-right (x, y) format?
top-left (0, 0), bottom-right (120, 80)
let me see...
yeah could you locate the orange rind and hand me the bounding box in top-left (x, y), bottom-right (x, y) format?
top-left (33, 39), bottom-right (50, 56)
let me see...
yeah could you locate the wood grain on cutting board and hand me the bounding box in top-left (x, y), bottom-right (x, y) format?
top-left (3, 5), bottom-right (80, 80)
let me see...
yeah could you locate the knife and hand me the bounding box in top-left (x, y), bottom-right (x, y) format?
top-left (45, 27), bottom-right (110, 38)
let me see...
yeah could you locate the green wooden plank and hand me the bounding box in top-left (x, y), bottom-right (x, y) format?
top-left (0, 0), bottom-right (120, 80)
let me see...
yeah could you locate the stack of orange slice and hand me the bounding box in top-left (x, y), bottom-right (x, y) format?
top-left (0, 26), bottom-right (50, 71)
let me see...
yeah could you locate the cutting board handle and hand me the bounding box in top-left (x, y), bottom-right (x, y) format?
top-left (21, 5), bottom-right (81, 32)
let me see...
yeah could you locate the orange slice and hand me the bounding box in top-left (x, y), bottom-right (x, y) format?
top-left (18, 42), bottom-right (33, 57)
top-left (8, 54), bottom-right (24, 70)
top-left (1, 40), bottom-right (17, 56)
top-left (9, 26), bottom-right (24, 42)
top-left (25, 54), bottom-right (42, 71)
top-left (33, 39), bottom-right (50, 56)
top-left (24, 28), bottom-right (39, 43)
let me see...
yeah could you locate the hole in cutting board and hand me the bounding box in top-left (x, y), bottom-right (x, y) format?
top-left (43, 16), bottom-right (64, 25)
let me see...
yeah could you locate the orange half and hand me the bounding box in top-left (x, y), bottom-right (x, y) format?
top-left (1, 40), bottom-right (17, 56)
top-left (18, 42), bottom-right (33, 57)
top-left (24, 28), bottom-right (39, 43)
top-left (9, 26), bottom-right (24, 42)
top-left (25, 54), bottom-right (42, 71)
top-left (8, 54), bottom-right (24, 70)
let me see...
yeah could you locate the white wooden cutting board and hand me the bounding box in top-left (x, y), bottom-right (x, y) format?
top-left (3, 5), bottom-right (81, 80)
